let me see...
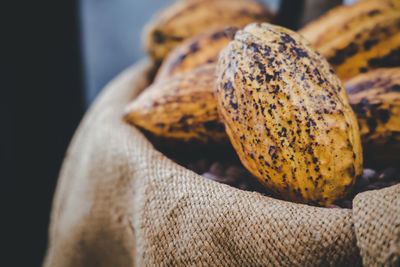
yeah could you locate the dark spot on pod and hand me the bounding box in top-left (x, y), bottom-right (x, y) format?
top-left (278, 127), bottom-right (287, 138)
top-left (177, 123), bottom-right (189, 133)
top-left (367, 9), bottom-right (381, 16)
top-left (368, 47), bottom-right (400, 69)
top-left (378, 109), bottom-right (390, 123)
top-left (363, 39), bottom-right (379, 51)
top-left (391, 84), bottom-right (400, 92)
top-left (329, 42), bottom-right (358, 66)
top-left (155, 123), bottom-right (165, 128)
top-left (289, 46), bottom-right (308, 59)
top-left (347, 165), bottom-right (356, 177)
top-left (268, 146), bottom-right (276, 156)
top-left (260, 105), bottom-right (265, 114)
top-left (223, 81), bottom-right (233, 92)
top-left (169, 36), bottom-right (184, 42)
top-left (178, 114), bottom-right (194, 123)
top-left (351, 97), bottom-right (370, 115)
top-left (359, 67), bottom-right (368, 73)
top-left (250, 42), bottom-right (261, 53)
top-left (265, 73), bottom-right (274, 83)
top-left (189, 42), bottom-right (200, 53)
top-left (280, 33), bottom-right (296, 45)
top-left (153, 30), bottom-right (165, 44)
top-left (170, 54), bottom-right (188, 71)
top-left (306, 146), bottom-right (314, 155)
top-left (212, 30), bottom-right (227, 40)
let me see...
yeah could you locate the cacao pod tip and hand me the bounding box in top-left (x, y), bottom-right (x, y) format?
top-left (122, 105), bottom-right (133, 121)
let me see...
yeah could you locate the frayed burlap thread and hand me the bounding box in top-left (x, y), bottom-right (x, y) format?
top-left (44, 60), bottom-right (397, 266)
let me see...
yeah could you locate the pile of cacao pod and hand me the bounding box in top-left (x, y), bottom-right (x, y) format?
top-left (124, 0), bottom-right (400, 207)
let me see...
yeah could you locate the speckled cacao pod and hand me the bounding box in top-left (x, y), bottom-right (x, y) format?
top-left (124, 64), bottom-right (226, 143)
top-left (346, 67), bottom-right (400, 165)
top-left (143, 0), bottom-right (272, 62)
top-left (155, 29), bottom-right (231, 81)
top-left (216, 23), bottom-right (363, 205)
top-left (299, 0), bottom-right (400, 81)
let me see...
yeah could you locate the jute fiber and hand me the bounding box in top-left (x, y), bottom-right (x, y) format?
top-left (44, 60), bottom-right (399, 266)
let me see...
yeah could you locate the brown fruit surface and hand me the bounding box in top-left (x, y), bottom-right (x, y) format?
top-left (155, 29), bottom-right (231, 81)
top-left (216, 23), bottom-right (363, 205)
top-left (346, 67), bottom-right (400, 164)
top-left (299, 0), bottom-right (400, 81)
top-left (124, 64), bottom-right (226, 143)
top-left (143, 0), bottom-right (272, 62)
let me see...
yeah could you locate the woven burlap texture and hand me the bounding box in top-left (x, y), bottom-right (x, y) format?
top-left (44, 60), bottom-right (399, 266)
top-left (353, 185), bottom-right (400, 266)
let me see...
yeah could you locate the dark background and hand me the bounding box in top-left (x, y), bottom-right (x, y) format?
top-left (3, 1), bottom-right (84, 266)
top-left (2, 0), bottom-right (349, 266)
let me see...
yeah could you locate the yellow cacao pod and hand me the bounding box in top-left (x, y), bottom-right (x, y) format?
top-left (299, 0), bottom-right (400, 81)
top-left (216, 23), bottom-right (363, 205)
top-left (155, 29), bottom-right (231, 81)
top-left (143, 0), bottom-right (272, 62)
top-left (346, 67), bottom-right (400, 165)
top-left (124, 64), bottom-right (226, 143)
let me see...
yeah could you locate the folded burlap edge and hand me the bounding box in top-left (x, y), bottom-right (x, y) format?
top-left (44, 59), bottom-right (399, 266)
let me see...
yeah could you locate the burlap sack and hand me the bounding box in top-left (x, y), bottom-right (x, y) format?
top-left (44, 60), bottom-right (400, 266)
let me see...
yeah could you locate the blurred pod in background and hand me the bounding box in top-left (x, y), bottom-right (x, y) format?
top-left (80, 0), bottom-right (346, 106)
